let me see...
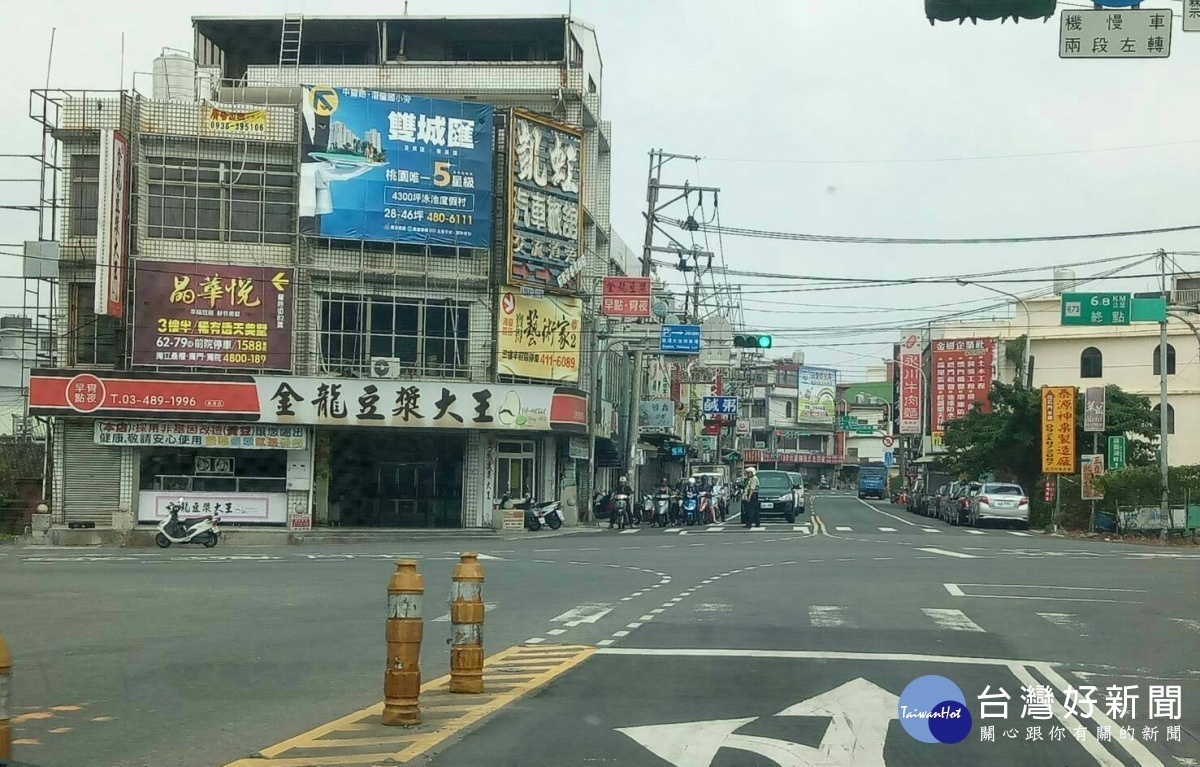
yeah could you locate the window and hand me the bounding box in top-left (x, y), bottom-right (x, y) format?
top-left (785, 401), bottom-right (794, 420)
top-left (775, 369), bottom-right (798, 387)
top-left (320, 293), bottom-right (470, 377)
top-left (588, 75), bottom-right (597, 94)
top-left (69, 283), bottom-right (121, 365)
top-left (1152, 344), bottom-right (1176, 376)
top-left (496, 440), bottom-right (537, 498)
top-left (568, 34), bottom-right (584, 67)
top-left (1152, 404), bottom-right (1176, 435)
top-left (69, 155), bottom-right (100, 237)
top-left (144, 146), bottom-right (294, 244)
top-left (1080, 347), bottom-right (1103, 378)
top-left (750, 400), bottom-right (767, 419)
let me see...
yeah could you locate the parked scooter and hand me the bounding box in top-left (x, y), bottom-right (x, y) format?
top-left (155, 499), bottom-right (221, 548)
top-left (503, 493), bottom-right (565, 531)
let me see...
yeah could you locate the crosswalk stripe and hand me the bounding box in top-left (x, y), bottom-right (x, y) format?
top-left (792, 525), bottom-right (811, 533)
top-left (835, 526), bottom-right (853, 532)
top-left (916, 548), bottom-right (980, 559)
top-left (750, 526), bottom-right (768, 532)
top-left (1037, 613), bottom-right (1088, 633)
top-left (921, 608), bottom-right (986, 632)
top-left (922, 529), bottom-right (941, 534)
top-left (1171, 618), bottom-right (1200, 633)
top-left (878, 527), bottom-right (897, 532)
top-left (1008, 531), bottom-right (1032, 537)
top-left (965, 529), bottom-right (988, 535)
top-left (808, 605), bottom-right (855, 628)
top-left (706, 527), bottom-right (725, 532)
top-left (618, 529), bottom-right (640, 534)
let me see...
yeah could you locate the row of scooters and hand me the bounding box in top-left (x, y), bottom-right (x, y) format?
top-left (605, 489), bottom-right (729, 530)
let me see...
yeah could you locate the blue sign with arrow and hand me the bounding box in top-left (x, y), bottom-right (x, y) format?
top-left (660, 324), bottom-right (701, 354)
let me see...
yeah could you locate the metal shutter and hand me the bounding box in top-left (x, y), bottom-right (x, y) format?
top-left (61, 420), bottom-right (120, 525)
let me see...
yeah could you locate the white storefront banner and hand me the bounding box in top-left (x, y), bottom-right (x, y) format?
top-left (96, 421), bottom-right (308, 450)
top-left (898, 333), bottom-right (923, 435)
top-left (138, 491), bottom-right (288, 525)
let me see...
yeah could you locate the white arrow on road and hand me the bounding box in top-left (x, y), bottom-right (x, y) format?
top-left (617, 678), bottom-right (898, 767)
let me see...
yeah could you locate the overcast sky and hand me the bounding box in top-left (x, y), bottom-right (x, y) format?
top-left (2, 0), bottom-right (1199, 378)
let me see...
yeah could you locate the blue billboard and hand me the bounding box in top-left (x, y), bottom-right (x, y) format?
top-left (299, 85), bottom-right (494, 248)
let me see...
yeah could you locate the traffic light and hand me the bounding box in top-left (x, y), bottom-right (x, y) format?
top-left (734, 333), bottom-right (773, 349)
top-left (925, 0), bottom-right (1056, 23)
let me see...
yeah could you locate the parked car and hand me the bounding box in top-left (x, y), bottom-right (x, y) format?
top-left (945, 482), bottom-right (982, 525)
top-left (755, 470), bottom-right (801, 523)
top-left (906, 480), bottom-right (925, 513)
top-left (786, 472), bottom-right (807, 514)
top-left (968, 482), bottom-right (1030, 529)
top-left (929, 485), bottom-right (950, 518)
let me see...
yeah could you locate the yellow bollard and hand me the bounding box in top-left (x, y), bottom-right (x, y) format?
top-left (382, 561), bottom-right (424, 726)
top-left (0, 636), bottom-right (10, 765)
top-left (449, 552), bottom-right (486, 694)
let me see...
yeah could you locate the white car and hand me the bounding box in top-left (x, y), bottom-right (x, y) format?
top-left (968, 482), bottom-right (1030, 529)
top-left (787, 471), bottom-right (807, 513)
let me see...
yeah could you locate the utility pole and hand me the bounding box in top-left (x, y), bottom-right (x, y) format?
top-left (1158, 248), bottom-right (1170, 539)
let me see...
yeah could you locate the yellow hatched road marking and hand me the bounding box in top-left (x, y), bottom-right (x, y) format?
top-left (222, 644), bottom-right (594, 767)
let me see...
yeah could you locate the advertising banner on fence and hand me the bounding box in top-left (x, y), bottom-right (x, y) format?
top-left (299, 85), bottom-right (494, 247)
top-left (201, 106), bottom-right (268, 136)
top-left (95, 421), bottom-right (307, 450)
top-left (1081, 453), bottom-right (1105, 500)
top-left (1041, 385), bottom-right (1077, 474)
top-left (931, 337), bottom-right (995, 437)
top-left (496, 286), bottom-right (581, 382)
top-left (30, 371), bottom-right (587, 432)
top-left (898, 332), bottom-right (923, 434)
top-left (507, 109), bottom-right (584, 293)
top-left (132, 260), bottom-right (293, 371)
top-left (95, 129), bottom-right (130, 317)
top-left (797, 367), bottom-right (837, 426)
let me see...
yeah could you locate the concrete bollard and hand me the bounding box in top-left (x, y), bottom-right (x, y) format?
top-left (449, 552), bottom-right (485, 694)
top-left (382, 561), bottom-right (423, 726)
top-left (0, 636), bottom-right (10, 765)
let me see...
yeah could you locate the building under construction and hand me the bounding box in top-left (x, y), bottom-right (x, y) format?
top-left (22, 14), bottom-right (632, 536)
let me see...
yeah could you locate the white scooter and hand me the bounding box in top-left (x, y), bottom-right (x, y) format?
top-left (155, 499), bottom-right (222, 548)
top-left (502, 493), bottom-right (565, 531)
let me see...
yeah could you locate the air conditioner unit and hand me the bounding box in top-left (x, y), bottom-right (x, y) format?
top-left (369, 357), bottom-right (402, 379)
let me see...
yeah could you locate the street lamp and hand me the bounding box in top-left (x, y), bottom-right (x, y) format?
top-left (956, 280), bottom-right (1033, 387)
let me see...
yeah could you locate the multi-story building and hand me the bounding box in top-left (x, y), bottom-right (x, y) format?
top-left (0, 316), bottom-right (50, 439)
top-left (24, 13), bottom-right (627, 535)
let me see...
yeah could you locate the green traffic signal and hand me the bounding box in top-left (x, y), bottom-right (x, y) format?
top-left (757, 335), bottom-right (772, 349)
top-left (734, 333), bottom-right (773, 349)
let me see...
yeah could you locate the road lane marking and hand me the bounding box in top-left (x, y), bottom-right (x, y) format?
top-left (597, 639), bottom-right (614, 646)
top-left (1019, 665), bottom-right (1149, 767)
top-left (524, 637), bottom-right (546, 644)
top-left (553, 603), bottom-right (612, 626)
top-left (545, 628), bottom-right (567, 636)
top-left (921, 608), bottom-right (986, 632)
top-left (944, 583), bottom-right (966, 596)
top-left (612, 630), bottom-right (630, 637)
top-left (877, 527), bottom-right (897, 532)
top-left (916, 548), bottom-right (980, 559)
top-left (1037, 613), bottom-right (1089, 634)
top-left (965, 529), bottom-right (987, 535)
top-left (1171, 618), bottom-right (1200, 633)
top-left (706, 526), bottom-right (725, 532)
top-left (639, 615), bottom-right (655, 621)
top-left (855, 498), bottom-right (920, 526)
top-left (835, 526), bottom-right (853, 532)
top-left (1008, 531), bottom-right (1032, 536)
top-left (922, 529), bottom-right (941, 534)
top-left (618, 529), bottom-right (640, 535)
top-left (432, 603), bottom-right (497, 622)
top-left (808, 605), bottom-right (855, 628)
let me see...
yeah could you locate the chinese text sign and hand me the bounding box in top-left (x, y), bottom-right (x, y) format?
top-left (95, 129), bottom-right (129, 318)
top-left (299, 86), bottom-right (494, 248)
top-left (1084, 386), bottom-right (1106, 432)
top-left (496, 287), bottom-right (581, 382)
top-left (202, 106), bottom-right (268, 136)
top-left (1042, 386), bottom-right (1077, 474)
top-left (639, 399), bottom-right (675, 432)
top-left (132, 261), bottom-right (293, 371)
top-left (797, 367), bottom-right (837, 426)
top-left (1187, 0), bottom-right (1200, 31)
top-left (899, 334), bottom-right (923, 435)
top-left (1061, 292), bottom-right (1132, 327)
top-left (1060, 9), bottom-right (1172, 58)
top-left (931, 338), bottom-right (995, 436)
top-left (1108, 435), bottom-right (1127, 470)
top-left (507, 109), bottom-right (584, 293)
top-left (601, 276), bottom-right (652, 318)
top-left (1081, 454), bottom-right (1105, 501)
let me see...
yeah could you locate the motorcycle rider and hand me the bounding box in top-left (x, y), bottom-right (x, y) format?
top-left (610, 475), bottom-right (635, 529)
top-left (742, 466), bottom-right (761, 529)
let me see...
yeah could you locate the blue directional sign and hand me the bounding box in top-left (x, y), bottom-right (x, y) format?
top-left (884, 451), bottom-right (894, 468)
top-left (660, 324), bottom-right (701, 354)
top-left (701, 396), bottom-right (740, 416)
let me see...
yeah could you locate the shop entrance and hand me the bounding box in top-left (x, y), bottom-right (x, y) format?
top-left (328, 430), bottom-right (465, 527)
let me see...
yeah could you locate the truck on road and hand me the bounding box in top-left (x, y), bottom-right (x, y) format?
top-left (858, 465), bottom-right (888, 500)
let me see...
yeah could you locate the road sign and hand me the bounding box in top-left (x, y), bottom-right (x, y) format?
top-left (1108, 435), bottom-right (1127, 470)
top-left (308, 85), bottom-right (339, 116)
top-left (1084, 386), bottom-right (1105, 432)
top-left (701, 395), bottom-right (739, 416)
top-left (1081, 454), bottom-right (1105, 500)
top-left (1187, 0), bottom-right (1200, 31)
top-left (884, 451), bottom-right (894, 468)
top-left (1059, 9), bottom-right (1172, 58)
top-left (882, 436), bottom-right (895, 448)
top-left (660, 324), bottom-right (701, 354)
top-left (1060, 292), bottom-right (1131, 326)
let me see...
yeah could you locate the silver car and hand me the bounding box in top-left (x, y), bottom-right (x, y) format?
top-left (969, 482), bottom-right (1030, 529)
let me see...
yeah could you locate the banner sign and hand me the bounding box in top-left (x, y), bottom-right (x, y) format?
top-left (496, 287), bottom-right (581, 382)
top-left (1084, 386), bottom-right (1106, 432)
top-left (507, 109), bottom-right (584, 293)
top-left (202, 106), bottom-right (267, 136)
top-left (299, 85), bottom-right (494, 248)
top-left (29, 371), bottom-right (588, 432)
top-left (931, 338), bottom-right (994, 435)
top-left (741, 449), bottom-right (845, 465)
top-left (137, 491), bottom-right (287, 525)
top-left (95, 129), bottom-right (130, 317)
top-left (95, 421), bottom-right (307, 450)
top-left (898, 333), bottom-right (923, 434)
top-left (1041, 386), bottom-right (1077, 474)
top-left (601, 276), bottom-right (652, 318)
top-left (1081, 454), bottom-right (1105, 501)
top-left (797, 367), bottom-right (837, 426)
top-left (638, 399), bottom-right (675, 432)
top-left (1108, 435), bottom-right (1127, 471)
top-left (132, 261), bottom-right (293, 371)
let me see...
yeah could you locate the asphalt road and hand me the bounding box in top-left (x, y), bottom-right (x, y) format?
top-left (1, 491), bottom-right (1197, 767)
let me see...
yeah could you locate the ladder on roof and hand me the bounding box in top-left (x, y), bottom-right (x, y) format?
top-left (279, 14), bottom-right (304, 68)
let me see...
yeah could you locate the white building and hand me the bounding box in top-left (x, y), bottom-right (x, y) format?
top-left (0, 316), bottom-right (50, 439)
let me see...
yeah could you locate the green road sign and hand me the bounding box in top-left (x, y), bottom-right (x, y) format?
top-left (1061, 293), bottom-right (1132, 326)
top-left (1108, 435), bottom-right (1127, 471)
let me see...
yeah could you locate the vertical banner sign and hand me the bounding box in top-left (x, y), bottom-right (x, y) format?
top-left (95, 129), bottom-right (130, 317)
top-left (931, 338), bottom-right (995, 438)
top-left (508, 109), bottom-right (584, 293)
top-left (1084, 386), bottom-right (1106, 433)
top-left (601, 276), bottom-right (652, 318)
top-left (496, 286), bottom-right (581, 382)
top-left (1081, 454), bottom-right (1105, 501)
top-left (1041, 386), bottom-right (1077, 474)
top-left (796, 367), bottom-right (837, 426)
top-left (298, 86), bottom-right (494, 247)
top-left (1108, 435), bottom-right (1128, 471)
top-left (898, 333), bottom-right (923, 435)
